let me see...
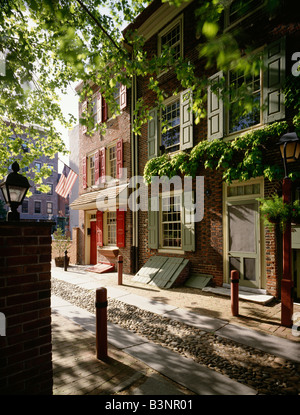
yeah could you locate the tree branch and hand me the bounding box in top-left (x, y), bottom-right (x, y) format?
top-left (75, 0), bottom-right (124, 55)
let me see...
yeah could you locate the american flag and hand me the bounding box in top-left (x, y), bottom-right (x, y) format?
top-left (55, 164), bottom-right (78, 199)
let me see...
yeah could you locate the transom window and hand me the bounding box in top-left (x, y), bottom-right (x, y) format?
top-left (228, 69), bottom-right (261, 133)
top-left (227, 183), bottom-right (261, 198)
top-left (161, 99), bottom-right (180, 153)
top-left (107, 212), bottom-right (116, 245)
top-left (161, 194), bottom-right (181, 248)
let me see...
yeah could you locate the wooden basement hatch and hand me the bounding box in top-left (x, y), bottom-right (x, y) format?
top-left (133, 256), bottom-right (190, 288)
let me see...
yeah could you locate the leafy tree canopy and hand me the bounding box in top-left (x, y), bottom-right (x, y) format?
top-left (0, 0), bottom-right (296, 187)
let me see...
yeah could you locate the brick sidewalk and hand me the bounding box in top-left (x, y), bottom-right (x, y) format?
top-left (51, 312), bottom-right (193, 395)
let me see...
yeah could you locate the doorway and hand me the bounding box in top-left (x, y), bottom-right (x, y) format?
top-left (224, 180), bottom-right (263, 289)
top-left (90, 221), bottom-right (97, 265)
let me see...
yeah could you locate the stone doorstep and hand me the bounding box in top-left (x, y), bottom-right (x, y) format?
top-left (202, 286), bottom-right (274, 305)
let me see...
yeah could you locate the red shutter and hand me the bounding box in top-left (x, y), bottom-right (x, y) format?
top-left (95, 150), bottom-right (100, 185)
top-left (116, 209), bottom-right (125, 248)
top-left (100, 147), bottom-right (106, 183)
top-left (120, 84), bottom-right (127, 110)
top-left (82, 156), bottom-right (87, 189)
top-left (102, 97), bottom-right (108, 122)
top-left (116, 138), bottom-right (123, 179)
top-left (96, 211), bottom-right (103, 247)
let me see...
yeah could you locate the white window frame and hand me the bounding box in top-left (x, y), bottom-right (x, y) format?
top-left (158, 15), bottom-right (183, 62)
top-left (224, 0), bottom-right (266, 31)
top-left (160, 95), bottom-right (181, 154)
top-left (226, 58), bottom-right (263, 136)
top-left (87, 153), bottom-right (95, 187)
top-left (46, 202), bottom-right (53, 214)
top-left (106, 211), bottom-right (117, 246)
top-left (107, 143), bottom-right (117, 180)
top-left (159, 191), bottom-right (182, 251)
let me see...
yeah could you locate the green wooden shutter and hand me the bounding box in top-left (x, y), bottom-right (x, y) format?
top-left (263, 38), bottom-right (285, 124)
top-left (148, 196), bottom-right (159, 249)
top-left (148, 108), bottom-right (158, 159)
top-left (180, 89), bottom-right (193, 150)
top-left (207, 71), bottom-right (223, 140)
top-left (182, 190), bottom-right (195, 252)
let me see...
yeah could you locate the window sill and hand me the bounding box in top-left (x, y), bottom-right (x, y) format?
top-left (158, 248), bottom-right (185, 255)
top-left (223, 123), bottom-right (264, 142)
top-left (98, 247), bottom-right (119, 258)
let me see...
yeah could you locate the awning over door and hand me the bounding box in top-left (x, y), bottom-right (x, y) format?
top-left (70, 183), bottom-right (128, 211)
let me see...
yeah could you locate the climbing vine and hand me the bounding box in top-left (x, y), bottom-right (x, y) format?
top-left (144, 75), bottom-right (300, 185)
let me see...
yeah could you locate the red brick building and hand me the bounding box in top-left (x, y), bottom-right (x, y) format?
top-left (70, 82), bottom-right (133, 273)
top-left (123, 0), bottom-right (300, 299)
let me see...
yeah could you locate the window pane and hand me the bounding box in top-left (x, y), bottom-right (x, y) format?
top-left (161, 195), bottom-right (181, 248)
top-left (244, 257), bottom-right (256, 281)
top-left (161, 23), bottom-right (180, 59)
top-left (107, 212), bottom-right (116, 245)
top-left (228, 203), bottom-right (256, 252)
top-left (229, 70), bottom-right (261, 133)
top-left (162, 100), bottom-right (180, 153)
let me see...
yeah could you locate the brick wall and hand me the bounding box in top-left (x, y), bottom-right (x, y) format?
top-left (0, 222), bottom-right (53, 395)
top-left (75, 86), bottom-right (133, 272)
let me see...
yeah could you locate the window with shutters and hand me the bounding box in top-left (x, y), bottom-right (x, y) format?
top-left (148, 191), bottom-right (195, 252)
top-left (207, 38), bottom-right (285, 140)
top-left (148, 89), bottom-right (193, 159)
top-left (107, 82), bottom-right (127, 119)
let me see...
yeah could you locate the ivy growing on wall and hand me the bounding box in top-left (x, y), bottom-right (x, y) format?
top-left (144, 75), bottom-right (300, 185)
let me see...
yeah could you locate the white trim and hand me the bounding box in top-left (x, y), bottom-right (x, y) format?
top-left (136, 2), bottom-right (190, 41)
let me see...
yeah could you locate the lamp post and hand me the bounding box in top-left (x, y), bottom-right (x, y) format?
top-left (0, 161), bottom-right (30, 221)
top-left (277, 132), bottom-right (300, 327)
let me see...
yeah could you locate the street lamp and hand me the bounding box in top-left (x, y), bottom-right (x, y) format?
top-left (277, 132), bottom-right (300, 327)
top-left (0, 161), bottom-right (30, 221)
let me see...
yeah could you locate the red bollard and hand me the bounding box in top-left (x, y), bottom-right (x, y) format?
top-left (95, 287), bottom-right (108, 360)
top-left (231, 270), bottom-right (239, 316)
top-left (118, 255), bottom-right (123, 285)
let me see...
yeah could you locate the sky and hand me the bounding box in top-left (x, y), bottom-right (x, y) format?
top-left (56, 82), bottom-right (79, 173)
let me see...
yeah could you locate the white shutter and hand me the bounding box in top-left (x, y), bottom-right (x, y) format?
top-left (180, 89), bottom-right (193, 150)
top-left (96, 92), bottom-right (102, 124)
top-left (207, 71), bottom-right (223, 140)
top-left (148, 108), bottom-right (158, 159)
top-left (182, 190), bottom-right (195, 252)
top-left (263, 38), bottom-right (285, 124)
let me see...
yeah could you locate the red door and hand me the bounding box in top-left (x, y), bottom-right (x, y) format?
top-left (90, 221), bottom-right (97, 265)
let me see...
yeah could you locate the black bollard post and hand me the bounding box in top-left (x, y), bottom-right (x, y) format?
top-left (64, 250), bottom-right (68, 271)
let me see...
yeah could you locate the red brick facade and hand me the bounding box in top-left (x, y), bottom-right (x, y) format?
top-left (128, 0), bottom-right (300, 298)
top-left (72, 83), bottom-right (133, 274)
top-left (0, 222), bottom-right (53, 394)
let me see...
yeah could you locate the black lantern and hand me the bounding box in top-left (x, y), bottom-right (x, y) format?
top-left (0, 161), bottom-right (30, 221)
top-left (278, 132), bottom-right (300, 178)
